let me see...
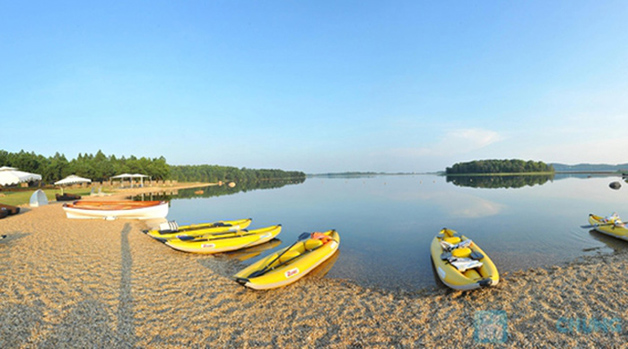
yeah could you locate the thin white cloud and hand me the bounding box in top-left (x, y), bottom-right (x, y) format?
top-left (386, 128), bottom-right (504, 158)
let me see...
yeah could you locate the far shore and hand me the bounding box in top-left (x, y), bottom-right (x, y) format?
top-left (0, 182), bottom-right (215, 206)
top-left (87, 181), bottom-right (216, 201)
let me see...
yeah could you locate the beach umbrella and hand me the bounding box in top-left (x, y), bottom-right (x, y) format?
top-left (54, 175), bottom-right (92, 193)
top-left (0, 166), bottom-right (42, 186)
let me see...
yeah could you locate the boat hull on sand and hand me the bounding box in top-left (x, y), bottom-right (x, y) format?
top-left (234, 230), bottom-right (340, 290)
top-left (430, 228), bottom-right (499, 291)
top-left (62, 200), bottom-right (168, 220)
top-left (0, 203), bottom-right (20, 215)
top-left (165, 225), bottom-right (282, 254)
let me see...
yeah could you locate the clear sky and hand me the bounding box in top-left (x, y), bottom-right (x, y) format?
top-left (1, 1), bottom-right (627, 173)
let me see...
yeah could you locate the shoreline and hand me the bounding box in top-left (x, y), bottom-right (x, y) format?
top-left (1, 201), bottom-right (627, 345)
top-left (89, 182), bottom-right (215, 201)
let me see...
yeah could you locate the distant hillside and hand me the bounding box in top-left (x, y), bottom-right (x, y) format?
top-left (551, 163), bottom-right (628, 172)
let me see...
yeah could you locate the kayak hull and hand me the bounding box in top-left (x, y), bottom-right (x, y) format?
top-left (165, 225), bottom-right (282, 254)
top-left (234, 230), bottom-right (340, 290)
top-left (430, 228), bottom-right (499, 291)
top-left (62, 200), bottom-right (168, 220)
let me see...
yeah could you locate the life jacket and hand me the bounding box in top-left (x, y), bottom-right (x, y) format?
top-left (311, 232), bottom-right (332, 243)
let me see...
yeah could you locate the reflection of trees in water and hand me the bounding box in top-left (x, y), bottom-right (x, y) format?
top-left (133, 178), bottom-right (306, 201)
top-left (446, 174), bottom-right (554, 189)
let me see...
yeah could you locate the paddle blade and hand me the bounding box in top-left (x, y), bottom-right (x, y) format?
top-left (177, 235), bottom-right (197, 241)
top-left (248, 270), bottom-right (265, 278)
top-left (298, 232), bottom-right (311, 240)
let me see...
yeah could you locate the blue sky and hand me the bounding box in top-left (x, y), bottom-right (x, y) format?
top-left (1, 1), bottom-right (627, 173)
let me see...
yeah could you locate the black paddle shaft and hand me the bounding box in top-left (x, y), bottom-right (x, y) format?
top-left (248, 232), bottom-right (310, 278)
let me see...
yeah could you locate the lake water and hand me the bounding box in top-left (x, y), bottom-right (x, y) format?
top-left (161, 174), bottom-right (628, 291)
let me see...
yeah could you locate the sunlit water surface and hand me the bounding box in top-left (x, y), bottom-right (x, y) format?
top-left (162, 174), bottom-right (628, 291)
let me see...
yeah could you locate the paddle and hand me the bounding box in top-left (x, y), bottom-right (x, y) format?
top-left (176, 229), bottom-right (245, 241)
top-left (581, 222), bottom-right (624, 229)
top-left (247, 232), bottom-right (311, 278)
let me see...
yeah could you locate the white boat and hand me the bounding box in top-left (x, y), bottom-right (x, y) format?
top-left (62, 200), bottom-right (169, 220)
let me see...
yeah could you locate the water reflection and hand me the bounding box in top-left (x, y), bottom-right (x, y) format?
top-left (446, 174), bottom-right (554, 189)
top-left (220, 239), bottom-right (282, 262)
top-left (588, 230), bottom-right (628, 253)
top-left (132, 178), bottom-right (305, 201)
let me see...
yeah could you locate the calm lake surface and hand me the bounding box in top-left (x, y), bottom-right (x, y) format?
top-left (163, 174), bottom-right (628, 291)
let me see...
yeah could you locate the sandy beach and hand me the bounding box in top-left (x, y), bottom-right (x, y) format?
top-left (1, 190), bottom-right (627, 347)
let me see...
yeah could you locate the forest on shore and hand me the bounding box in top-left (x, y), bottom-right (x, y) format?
top-left (0, 150), bottom-right (305, 184)
top-left (445, 159), bottom-right (554, 174)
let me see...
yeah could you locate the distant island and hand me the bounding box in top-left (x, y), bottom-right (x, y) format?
top-left (445, 160), bottom-right (628, 176)
top-left (446, 159), bottom-right (554, 175)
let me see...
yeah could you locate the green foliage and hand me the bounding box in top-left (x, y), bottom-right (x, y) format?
top-left (445, 159), bottom-right (554, 174)
top-left (168, 165), bottom-right (306, 183)
top-left (0, 149), bottom-right (305, 184)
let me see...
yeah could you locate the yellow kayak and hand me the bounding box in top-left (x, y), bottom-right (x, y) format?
top-left (430, 228), bottom-right (499, 291)
top-left (234, 230), bottom-right (340, 290)
top-left (588, 213), bottom-right (628, 241)
top-left (224, 239), bottom-right (283, 262)
top-left (144, 218), bottom-right (252, 241)
top-left (165, 225), bottom-right (281, 254)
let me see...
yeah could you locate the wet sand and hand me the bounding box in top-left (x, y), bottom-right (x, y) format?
top-left (1, 199), bottom-right (627, 346)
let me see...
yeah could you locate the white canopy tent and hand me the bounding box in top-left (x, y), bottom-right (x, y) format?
top-left (110, 173), bottom-right (150, 188)
top-left (54, 175), bottom-right (92, 186)
top-left (0, 166), bottom-right (42, 187)
top-left (54, 175), bottom-right (92, 194)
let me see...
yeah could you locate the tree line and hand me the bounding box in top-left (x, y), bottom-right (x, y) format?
top-left (445, 159), bottom-right (554, 174)
top-left (0, 149), bottom-right (305, 184)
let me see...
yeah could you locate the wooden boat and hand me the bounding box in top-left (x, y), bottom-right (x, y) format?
top-left (56, 193), bottom-right (81, 201)
top-left (0, 203), bottom-right (20, 215)
top-left (588, 213), bottom-right (628, 241)
top-left (234, 230), bottom-right (340, 290)
top-left (62, 200), bottom-right (168, 220)
top-left (430, 228), bottom-right (499, 291)
top-left (144, 218), bottom-right (253, 242)
top-left (165, 225), bottom-right (282, 254)
top-left (0, 208), bottom-right (7, 219)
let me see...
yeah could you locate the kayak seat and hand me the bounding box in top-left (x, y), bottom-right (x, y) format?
top-left (279, 250), bottom-right (300, 263)
top-left (452, 247), bottom-right (472, 258)
top-left (444, 237), bottom-right (461, 244)
top-left (470, 251), bottom-right (484, 260)
top-left (304, 239), bottom-right (324, 251)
